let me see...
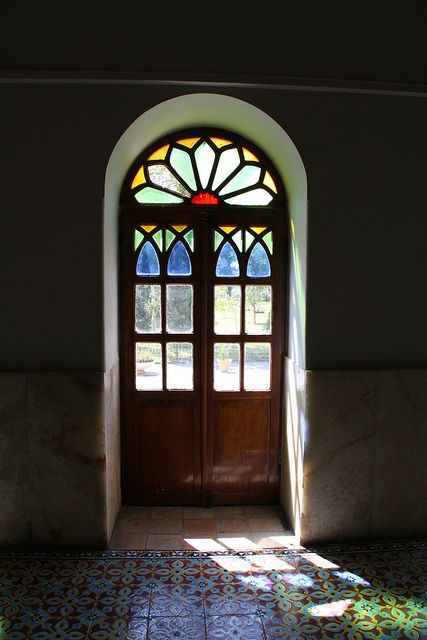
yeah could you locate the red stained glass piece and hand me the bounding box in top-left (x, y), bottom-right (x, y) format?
top-left (191, 192), bottom-right (219, 205)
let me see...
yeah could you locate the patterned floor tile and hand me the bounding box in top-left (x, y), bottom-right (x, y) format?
top-left (151, 583), bottom-right (204, 616)
top-left (96, 583), bottom-right (151, 617)
top-left (206, 613), bottom-right (265, 639)
top-left (0, 539), bottom-right (425, 640)
top-left (147, 614), bottom-right (206, 639)
top-left (204, 583), bottom-right (259, 615)
top-left (86, 615), bottom-right (131, 639)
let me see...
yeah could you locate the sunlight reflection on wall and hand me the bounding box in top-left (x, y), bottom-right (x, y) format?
top-left (282, 216), bottom-right (307, 542)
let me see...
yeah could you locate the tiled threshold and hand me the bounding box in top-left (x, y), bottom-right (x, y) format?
top-left (110, 504), bottom-right (298, 552)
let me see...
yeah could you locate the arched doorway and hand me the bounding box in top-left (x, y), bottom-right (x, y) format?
top-left (119, 129), bottom-right (287, 506)
top-left (103, 94), bottom-right (307, 536)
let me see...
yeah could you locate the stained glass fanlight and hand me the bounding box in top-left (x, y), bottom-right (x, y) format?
top-left (126, 131), bottom-right (280, 206)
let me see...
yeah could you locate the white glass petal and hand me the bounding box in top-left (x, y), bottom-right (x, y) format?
top-left (219, 166), bottom-right (261, 196)
top-left (148, 164), bottom-right (190, 197)
top-left (170, 148), bottom-right (197, 191)
top-left (135, 187), bottom-right (184, 204)
top-left (194, 142), bottom-right (216, 188)
top-left (224, 189), bottom-right (273, 206)
top-left (212, 148), bottom-right (240, 190)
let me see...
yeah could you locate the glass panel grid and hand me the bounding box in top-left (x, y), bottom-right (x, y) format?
top-left (214, 285), bottom-right (241, 335)
top-left (135, 343), bottom-right (162, 390)
top-left (167, 342), bottom-right (194, 390)
top-left (166, 285), bottom-right (193, 334)
top-left (214, 343), bottom-right (240, 391)
top-left (244, 343), bottom-right (271, 391)
top-left (245, 286), bottom-right (272, 335)
top-left (135, 285), bottom-right (161, 334)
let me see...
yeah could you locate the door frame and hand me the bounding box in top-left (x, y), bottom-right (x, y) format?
top-left (119, 204), bottom-right (289, 506)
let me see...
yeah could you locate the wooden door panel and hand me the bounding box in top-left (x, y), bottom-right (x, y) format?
top-left (126, 396), bottom-right (200, 504)
top-left (211, 398), bottom-right (272, 499)
top-left (121, 208), bottom-right (285, 506)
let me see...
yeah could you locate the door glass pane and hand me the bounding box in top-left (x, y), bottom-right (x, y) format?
top-left (136, 343), bottom-right (162, 390)
top-left (167, 342), bottom-right (193, 390)
top-left (136, 241), bottom-right (160, 276)
top-left (244, 343), bottom-right (271, 391)
top-left (135, 285), bottom-right (161, 333)
top-left (214, 285), bottom-right (241, 335)
top-left (168, 240), bottom-right (192, 275)
top-left (166, 285), bottom-right (193, 334)
top-left (245, 286), bottom-right (272, 335)
top-left (214, 343), bottom-right (240, 391)
top-left (247, 242), bottom-right (271, 277)
top-left (216, 242), bottom-right (240, 277)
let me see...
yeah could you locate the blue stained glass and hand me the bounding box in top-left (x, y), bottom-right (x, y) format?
top-left (168, 240), bottom-right (191, 276)
top-left (247, 243), bottom-right (271, 277)
top-left (216, 242), bottom-right (240, 277)
top-left (136, 241), bottom-right (160, 276)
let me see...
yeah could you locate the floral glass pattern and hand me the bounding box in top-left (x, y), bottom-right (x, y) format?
top-left (129, 134), bottom-right (279, 206)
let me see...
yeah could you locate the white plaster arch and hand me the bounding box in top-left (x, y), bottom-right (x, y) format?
top-left (103, 94), bottom-right (307, 539)
top-left (104, 93), bottom-right (307, 369)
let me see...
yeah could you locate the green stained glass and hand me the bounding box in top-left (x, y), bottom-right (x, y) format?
top-left (194, 142), bottom-right (216, 188)
top-left (214, 230), bottom-right (223, 251)
top-left (153, 229), bottom-right (163, 251)
top-left (212, 148), bottom-right (240, 190)
top-left (245, 230), bottom-right (255, 252)
top-left (135, 187), bottom-right (183, 204)
top-left (219, 166), bottom-right (261, 196)
top-left (129, 132), bottom-right (280, 208)
top-left (264, 231), bottom-right (273, 254)
top-left (134, 229), bottom-right (143, 250)
top-left (170, 148), bottom-right (197, 191)
top-left (232, 230), bottom-right (243, 252)
top-left (225, 188), bottom-right (273, 206)
top-left (184, 230), bottom-right (194, 251)
top-left (148, 164), bottom-right (190, 197)
top-left (166, 229), bottom-right (176, 250)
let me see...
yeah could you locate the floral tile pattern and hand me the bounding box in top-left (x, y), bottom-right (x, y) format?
top-left (0, 539), bottom-right (425, 639)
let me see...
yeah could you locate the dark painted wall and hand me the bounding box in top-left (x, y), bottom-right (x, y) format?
top-left (2, 5), bottom-right (426, 85)
top-left (1, 82), bottom-right (426, 370)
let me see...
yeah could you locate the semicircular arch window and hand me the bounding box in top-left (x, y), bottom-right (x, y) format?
top-left (122, 130), bottom-right (283, 207)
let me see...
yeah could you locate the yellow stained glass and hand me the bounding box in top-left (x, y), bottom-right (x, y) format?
top-left (172, 225), bottom-right (188, 232)
top-left (131, 166), bottom-right (146, 189)
top-left (242, 148), bottom-right (259, 162)
top-left (141, 225), bottom-right (157, 233)
top-left (177, 138), bottom-right (200, 148)
top-left (263, 171), bottom-right (278, 193)
top-left (210, 137), bottom-right (232, 148)
top-left (219, 226), bottom-right (237, 234)
top-left (148, 144), bottom-right (170, 161)
top-left (250, 226), bottom-right (267, 235)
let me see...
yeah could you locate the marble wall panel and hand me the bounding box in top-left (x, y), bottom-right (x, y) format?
top-left (27, 373), bottom-right (107, 546)
top-left (104, 361), bottom-right (122, 540)
top-left (0, 372), bottom-right (108, 547)
top-left (301, 368), bottom-right (427, 544)
top-left (373, 370), bottom-right (427, 537)
top-left (0, 374), bottom-right (31, 545)
top-left (280, 358), bottom-right (306, 539)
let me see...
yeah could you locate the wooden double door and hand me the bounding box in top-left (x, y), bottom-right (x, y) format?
top-left (121, 206), bottom-right (286, 506)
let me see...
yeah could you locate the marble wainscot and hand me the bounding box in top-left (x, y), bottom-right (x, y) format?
top-left (0, 372), bottom-right (109, 547)
top-left (301, 368), bottom-right (427, 544)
